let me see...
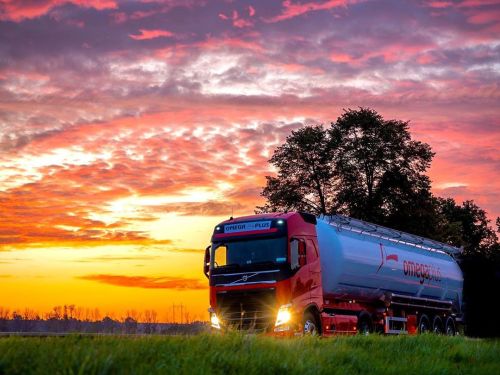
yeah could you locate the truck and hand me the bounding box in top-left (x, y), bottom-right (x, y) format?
top-left (204, 212), bottom-right (463, 335)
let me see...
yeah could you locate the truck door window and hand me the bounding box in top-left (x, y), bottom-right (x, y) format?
top-left (290, 239), bottom-right (299, 270)
top-left (213, 245), bottom-right (227, 268)
top-left (307, 239), bottom-right (318, 262)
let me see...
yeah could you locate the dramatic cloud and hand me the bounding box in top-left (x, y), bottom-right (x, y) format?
top-left (0, 0), bottom-right (499, 254)
top-left (78, 274), bottom-right (206, 290)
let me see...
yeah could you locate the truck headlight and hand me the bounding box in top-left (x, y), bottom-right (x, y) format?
top-left (210, 312), bottom-right (221, 329)
top-left (275, 304), bottom-right (292, 327)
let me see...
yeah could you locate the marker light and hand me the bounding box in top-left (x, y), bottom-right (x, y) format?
top-left (210, 312), bottom-right (221, 329)
top-left (277, 220), bottom-right (284, 225)
top-left (275, 304), bottom-right (292, 327)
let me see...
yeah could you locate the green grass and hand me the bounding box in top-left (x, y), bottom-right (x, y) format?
top-left (0, 334), bottom-right (498, 375)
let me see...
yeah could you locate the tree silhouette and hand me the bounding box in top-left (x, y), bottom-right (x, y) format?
top-left (257, 124), bottom-right (337, 214)
top-left (331, 108), bottom-right (435, 231)
top-left (258, 108), bottom-right (435, 234)
top-left (434, 198), bottom-right (498, 257)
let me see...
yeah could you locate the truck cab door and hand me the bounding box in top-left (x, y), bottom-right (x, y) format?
top-left (290, 238), bottom-right (310, 307)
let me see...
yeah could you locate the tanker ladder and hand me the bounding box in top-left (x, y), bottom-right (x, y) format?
top-left (385, 316), bottom-right (408, 334)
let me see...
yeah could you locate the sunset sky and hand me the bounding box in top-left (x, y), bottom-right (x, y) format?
top-left (1, 0), bottom-right (499, 321)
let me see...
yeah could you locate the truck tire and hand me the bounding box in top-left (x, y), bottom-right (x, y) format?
top-left (432, 316), bottom-right (443, 334)
top-left (303, 311), bottom-right (320, 335)
top-left (357, 312), bottom-right (373, 335)
top-left (445, 317), bottom-right (456, 336)
top-left (418, 314), bottom-right (430, 333)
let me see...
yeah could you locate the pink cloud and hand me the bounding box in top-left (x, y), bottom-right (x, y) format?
top-left (416, 53), bottom-right (436, 65)
top-left (111, 11), bottom-right (128, 24)
top-left (426, 1), bottom-right (453, 8)
top-left (330, 53), bottom-right (354, 63)
top-left (219, 8), bottom-right (254, 28)
top-left (459, 0), bottom-right (500, 7)
top-left (267, 0), bottom-right (354, 22)
top-left (467, 10), bottom-right (500, 24)
top-left (233, 18), bottom-right (253, 28)
top-left (0, 0), bottom-right (117, 22)
top-left (129, 29), bottom-right (174, 40)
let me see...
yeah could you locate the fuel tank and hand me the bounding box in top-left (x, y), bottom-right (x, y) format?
top-left (316, 215), bottom-right (463, 312)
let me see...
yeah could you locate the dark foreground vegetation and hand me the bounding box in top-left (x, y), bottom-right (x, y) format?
top-left (0, 334), bottom-right (498, 375)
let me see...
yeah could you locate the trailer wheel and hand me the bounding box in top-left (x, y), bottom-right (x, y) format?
top-left (357, 312), bottom-right (373, 335)
top-left (418, 314), bottom-right (430, 333)
top-left (432, 316), bottom-right (443, 334)
top-left (303, 311), bottom-right (319, 335)
top-left (445, 317), bottom-right (456, 336)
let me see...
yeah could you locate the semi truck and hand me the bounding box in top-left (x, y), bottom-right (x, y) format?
top-left (203, 212), bottom-right (463, 335)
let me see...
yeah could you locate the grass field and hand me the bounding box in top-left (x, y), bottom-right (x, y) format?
top-left (0, 334), bottom-right (499, 375)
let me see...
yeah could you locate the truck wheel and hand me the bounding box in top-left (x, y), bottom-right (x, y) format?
top-left (445, 317), bottom-right (456, 336)
top-left (432, 316), bottom-right (443, 334)
top-left (303, 311), bottom-right (319, 335)
top-left (418, 314), bottom-right (430, 333)
top-left (357, 313), bottom-right (373, 335)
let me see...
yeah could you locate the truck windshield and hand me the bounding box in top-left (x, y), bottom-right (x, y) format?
top-left (211, 237), bottom-right (287, 269)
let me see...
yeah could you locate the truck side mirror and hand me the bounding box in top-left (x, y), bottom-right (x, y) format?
top-left (204, 245), bottom-right (211, 278)
top-left (298, 241), bottom-right (307, 267)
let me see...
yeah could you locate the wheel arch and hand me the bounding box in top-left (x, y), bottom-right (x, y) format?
top-left (357, 310), bottom-right (373, 334)
top-left (303, 303), bottom-right (322, 333)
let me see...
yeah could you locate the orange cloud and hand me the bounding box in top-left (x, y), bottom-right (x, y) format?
top-left (78, 274), bottom-right (207, 290)
top-left (167, 247), bottom-right (206, 253)
top-left (129, 29), bottom-right (174, 40)
top-left (0, 175), bottom-right (176, 250)
top-left (75, 255), bottom-right (161, 263)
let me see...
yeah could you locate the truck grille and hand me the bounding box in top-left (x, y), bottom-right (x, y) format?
top-left (216, 288), bottom-right (276, 332)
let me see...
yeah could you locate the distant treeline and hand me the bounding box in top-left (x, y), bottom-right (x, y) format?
top-left (0, 305), bottom-right (207, 335)
top-left (0, 318), bottom-right (207, 335)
